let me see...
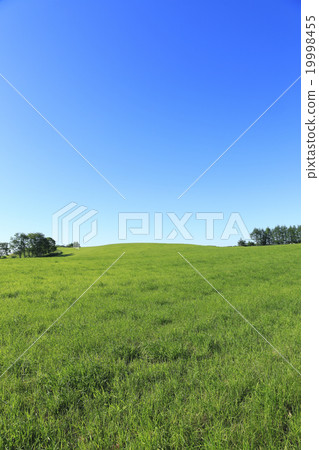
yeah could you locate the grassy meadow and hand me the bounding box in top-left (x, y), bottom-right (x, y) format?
top-left (0, 243), bottom-right (300, 448)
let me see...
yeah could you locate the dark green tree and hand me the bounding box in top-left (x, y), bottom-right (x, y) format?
top-left (46, 237), bottom-right (57, 254)
top-left (27, 233), bottom-right (47, 257)
top-left (296, 225), bottom-right (301, 243)
top-left (0, 242), bottom-right (10, 256)
top-left (10, 233), bottom-right (28, 258)
top-left (264, 227), bottom-right (272, 245)
top-left (272, 226), bottom-right (282, 245)
top-left (250, 228), bottom-right (262, 245)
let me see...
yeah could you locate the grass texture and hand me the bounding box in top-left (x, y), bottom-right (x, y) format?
top-left (0, 243), bottom-right (300, 448)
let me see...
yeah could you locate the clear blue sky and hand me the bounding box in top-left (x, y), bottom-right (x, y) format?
top-left (0, 0), bottom-right (300, 246)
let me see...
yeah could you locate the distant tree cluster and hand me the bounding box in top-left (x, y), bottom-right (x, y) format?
top-left (238, 225), bottom-right (301, 246)
top-left (237, 239), bottom-right (256, 247)
top-left (0, 233), bottom-right (57, 258)
top-left (60, 242), bottom-right (80, 248)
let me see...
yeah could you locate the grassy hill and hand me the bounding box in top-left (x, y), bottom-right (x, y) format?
top-left (0, 243), bottom-right (301, 448)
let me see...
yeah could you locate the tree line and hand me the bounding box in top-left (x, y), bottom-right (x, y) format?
top-left (238, 225), bottom-right (301, 246)
top-left (0, 233), bottom-right (57, 258)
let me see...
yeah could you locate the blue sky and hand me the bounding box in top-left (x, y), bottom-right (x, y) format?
top-left (0, 0), bottom-right (300, 246)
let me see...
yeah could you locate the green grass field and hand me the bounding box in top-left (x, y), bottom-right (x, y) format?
top-left (0, 243), bottom-right (300, 448)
